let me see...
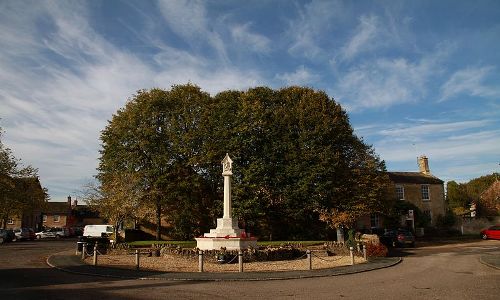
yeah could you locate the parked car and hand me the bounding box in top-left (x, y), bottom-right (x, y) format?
top-left (13, 228), bottom-right (31, 241)
top-left (0, 229), bottom-right (9, 244)
top-left (35, 227), bottom-right (68, 239)
top-left (380, 229), bottom-right (415, 247)
top-left (5, 229), bottom-right (15, 242)
top-left (480, 225), bottom-right (500, 240)
top-left (28, 228), bottom-right (36, 240)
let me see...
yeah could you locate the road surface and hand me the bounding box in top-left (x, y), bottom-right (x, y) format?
top-left (0, 238), bottom-right (498, 299)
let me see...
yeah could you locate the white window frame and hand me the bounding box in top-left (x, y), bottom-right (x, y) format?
top-left (53, 215), bottom-right (60, 223)
top-left (42, 215), bottom-right (47, 223)
top-left (421, 185), bottom-right (430, 201)
top-left (396, 185), bottom-right (405, 200)
top-left (7, 218), bottom-right (14, 225)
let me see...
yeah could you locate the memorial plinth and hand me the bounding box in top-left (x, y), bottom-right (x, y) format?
top-left (195, 154), bottom-right (257, 250)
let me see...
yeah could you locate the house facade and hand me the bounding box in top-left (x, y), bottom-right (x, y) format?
top-left (357, 156), bottom-right (446, 230)
top-left (388, 156), bottom-right (446, 226)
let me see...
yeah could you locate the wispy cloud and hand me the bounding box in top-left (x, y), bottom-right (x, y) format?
top-left (334, 52), bottom-right (443, 111)
top-left (340, 14), bottom-right (379, 61)
top-left (230, 23), bottom-right (271, 54)
top-left (275, 65), bottom-right (320, 86)
top-left (286, 0), bottom-right (342, 59)
top-left (379, 120), bottom-right (493, 137)
top-left (356, 117), bottom-right (500, 181)
top-left (157, 0), bottom-right (228, 62)
top-left (439, 66), bottom-right (499, 101)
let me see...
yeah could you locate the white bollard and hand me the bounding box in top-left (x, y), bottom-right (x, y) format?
top-left (81, 242), bottom-right (87, 260)
top-left (307, 250), bottom-right (312, 270)
top-left (350, 246), bottom-right (354, 265)
top-left (198, 250), bottom-right (204, 272)
top-left (93, 243), bottom-right (98, 266)
top-left (238, 250), bottom-right (243, 273)
top-left (363, 244), bottom-right (367, 260)
top-left (135, 249), bottom-right (140, 270)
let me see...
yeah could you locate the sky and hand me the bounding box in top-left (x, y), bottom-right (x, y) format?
top-left (1, 0), bottom-right (499, 202)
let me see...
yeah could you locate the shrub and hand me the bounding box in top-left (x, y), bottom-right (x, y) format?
top-left (365, 242), bottom-right (388, 257)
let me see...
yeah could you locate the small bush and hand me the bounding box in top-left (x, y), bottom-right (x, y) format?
top-left (365, 242), bottom-right (388, 257)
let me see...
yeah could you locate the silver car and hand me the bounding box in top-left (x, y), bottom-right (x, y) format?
top-left (36, 228), bottom-right (66, 239)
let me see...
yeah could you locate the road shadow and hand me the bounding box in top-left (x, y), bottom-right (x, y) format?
top-left (0, 267), bottom-right (205, 300)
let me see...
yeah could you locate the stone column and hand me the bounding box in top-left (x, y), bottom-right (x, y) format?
top-left (221, 153), bottom-right (233, 219)
top-left (223, 174), bottom-right (232, 219)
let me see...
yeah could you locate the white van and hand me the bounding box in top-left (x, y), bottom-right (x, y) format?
top-left (83, 225), bottom-right (114, 239)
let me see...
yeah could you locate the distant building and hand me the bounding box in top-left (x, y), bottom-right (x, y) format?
top-left (2, 177), bottom-right (46, 231)
top-left (6, 195), bottom-right (104, 232)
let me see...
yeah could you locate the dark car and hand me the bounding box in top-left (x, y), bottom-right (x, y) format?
top-left (5, 229), bottom-right (15, 242)
top-left (480, 225), bottom-right (500, 240)
top-left (0, 229), bottom-right (9, 244)
top-left (13, 228), bottom-right (32, 241)
top-left (380, 229), bottom-right (415, 247)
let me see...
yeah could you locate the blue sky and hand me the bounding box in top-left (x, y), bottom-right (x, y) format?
top-left (1, 0), bottom-right (499, 202)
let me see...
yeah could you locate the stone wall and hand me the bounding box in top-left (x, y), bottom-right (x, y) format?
top-left (456, 217), bottom-right (500, 235)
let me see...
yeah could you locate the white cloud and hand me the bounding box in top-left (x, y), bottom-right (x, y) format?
top-left (231, 23), bottom-right (271, 53)
top-left (379, 120), bottom-right (493, 137)
top-left (157, 0), bottom-right (228, 62)
top-left (439, 66), bottom-right (499, 101)
top-left (275, 66), bottom-right (320, 86)
top-left (286, 0), bottom-right (342, 59)
top-left (340, 15), bottom-right (379, 61)
top-left (334, 48), bottom-right (447, 111)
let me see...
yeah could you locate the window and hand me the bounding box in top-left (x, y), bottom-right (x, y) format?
top-left (370, 214), bottom-right (380, 228)
top-left (42, 215), bottom-right (47, 223)
top-left (396, 185), bottom-right (405, 200)
top-left (421, 185), bottom-right (430, 201)
top-left (7, 218), bottom-right (14, 225)
top-left (53, 215), bottom-right (60, 223)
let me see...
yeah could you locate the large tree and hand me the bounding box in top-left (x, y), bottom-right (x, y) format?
top-left (97, 84), bottom-right (391, 240)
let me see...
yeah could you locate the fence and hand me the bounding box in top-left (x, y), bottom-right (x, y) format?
top-left (76, 242), bottom-right (368, 272)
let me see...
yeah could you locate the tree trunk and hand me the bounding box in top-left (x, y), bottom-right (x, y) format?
top-left (336, 226), bottom-right (345, 243)
top-left (156, 201), bottom-right (161, 241)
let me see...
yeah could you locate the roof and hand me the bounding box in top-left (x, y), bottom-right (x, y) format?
top-left (43, 202), bottom-right (71, 214)
top-left (387, 172), bottom-right (444, 184)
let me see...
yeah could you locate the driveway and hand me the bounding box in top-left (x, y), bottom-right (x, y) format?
top-left (0, 239), bottom-right (498, 299)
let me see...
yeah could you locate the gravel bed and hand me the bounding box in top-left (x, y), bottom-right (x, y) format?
top-left (85, 253), bottom-right (366, 273)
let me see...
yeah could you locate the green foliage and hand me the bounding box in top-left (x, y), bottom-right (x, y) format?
top-left (97, 84), bottom-right (391, 240)
top-left (436, 209), bottom-right (456, 228)
top-left (385, 200), bottom-right (430, 228)
top-left (346, 228), bottom-right (357, 248)
top-left (446, 173), bottom-right (499, 217)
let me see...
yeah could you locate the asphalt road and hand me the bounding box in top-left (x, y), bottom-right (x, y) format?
top-left (0, 238), bottom-right (498, 300)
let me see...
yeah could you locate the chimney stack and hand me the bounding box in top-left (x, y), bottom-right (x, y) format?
top-left (418, 155), bottom-right (430, 175)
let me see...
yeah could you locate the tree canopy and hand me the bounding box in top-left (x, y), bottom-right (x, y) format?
top-left (447, 173), bottom-right (500, 217)
top-left (97, 84), bottom-right (391, 240)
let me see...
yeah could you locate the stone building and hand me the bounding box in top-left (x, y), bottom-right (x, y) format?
top-left (357, 156), bottom-right (446, 230)
top-left (387, 156), bottom-right (446, 226)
